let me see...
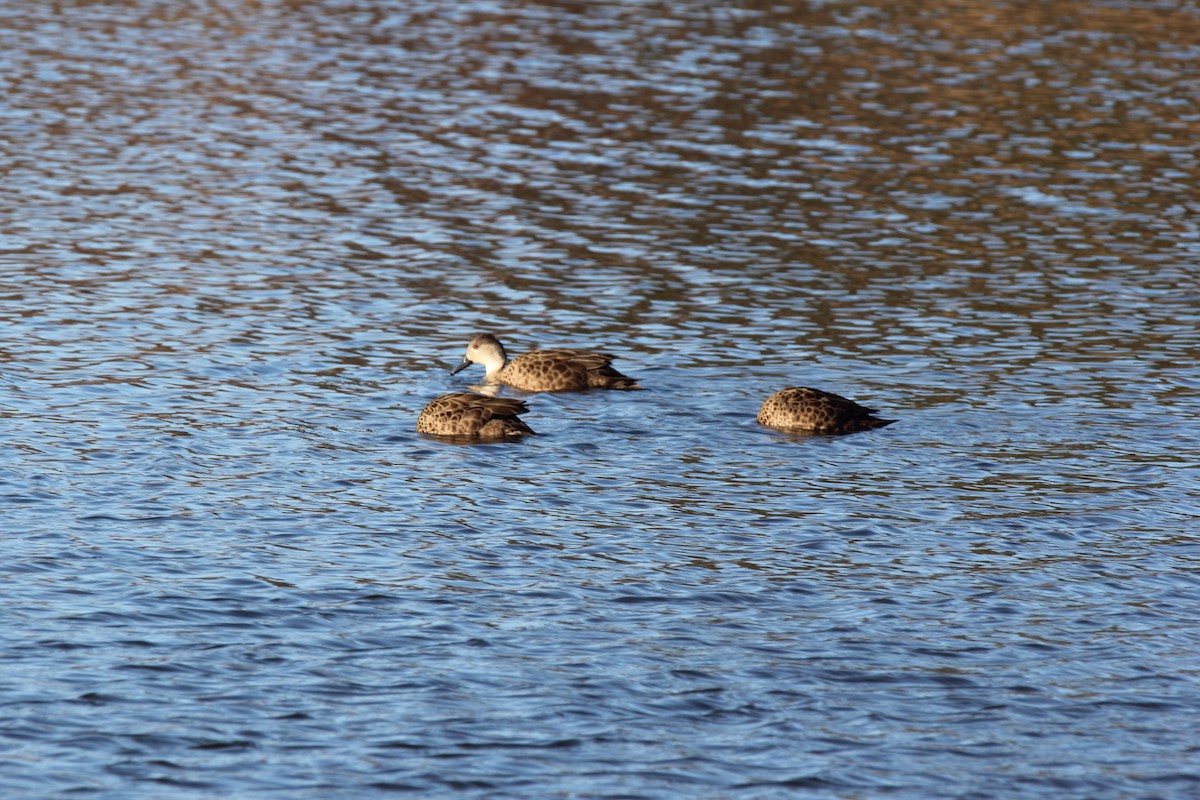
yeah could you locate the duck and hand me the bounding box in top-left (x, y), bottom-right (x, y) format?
top-left (450, 333), bottom-right (638, 392)
top-left (757, 387), bottom-right (895, 435)
top-left (416, 392), bottom-right (536, 439)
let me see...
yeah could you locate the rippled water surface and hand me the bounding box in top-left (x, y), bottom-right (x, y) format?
top-left (3, 0), bottom-right (1200, 797)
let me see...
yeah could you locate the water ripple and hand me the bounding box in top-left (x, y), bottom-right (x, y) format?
top-left (1, 0), bottom-right (1199, 797)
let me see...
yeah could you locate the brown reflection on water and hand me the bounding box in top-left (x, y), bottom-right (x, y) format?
top-left (1, 0), bottom-right (1196, 409)
top-left (414, 1), bottom-right (1195, 272)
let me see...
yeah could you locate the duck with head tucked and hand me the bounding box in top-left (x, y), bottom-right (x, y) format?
top-left (757, 386), bottom-right (895, 435)
top-left (451, 333), bottom-right (638, 392)
top-left (417, 392), bottom-right (536, 439)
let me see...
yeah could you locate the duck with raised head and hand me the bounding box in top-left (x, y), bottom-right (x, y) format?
top-left (451, 333), bottom-right (638, 392)
top-left (417, 392), bottom-right (536, 439)
top-left (757, 387), bottom-right (894, 435)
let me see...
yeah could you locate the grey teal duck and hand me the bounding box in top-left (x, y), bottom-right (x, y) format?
top-left (757, 387), bottom-right (895, 435)
top-left (417, 392), bottom-right (536, 439)
top-left (451, 333), bottom-right (638, 392)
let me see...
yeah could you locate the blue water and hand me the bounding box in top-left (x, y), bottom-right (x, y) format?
top-left (2, 1), bottom-right (1199, 797)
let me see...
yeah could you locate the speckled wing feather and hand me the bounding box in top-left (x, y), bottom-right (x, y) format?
top-left (417, 392), bottom-right (536, 438)
top-left (502, 349), bottom-right (637, 391)
top-left (757, 387), bottom-right (894, 435)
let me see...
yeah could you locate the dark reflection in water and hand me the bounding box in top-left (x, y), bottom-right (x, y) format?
top-left (2, 1), bottom-right (1199, 797)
